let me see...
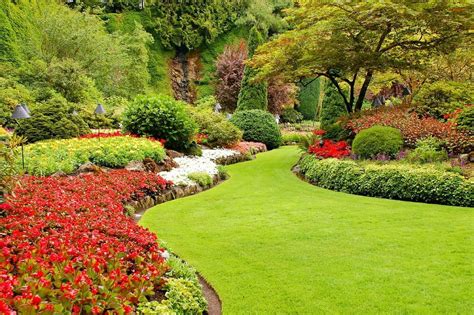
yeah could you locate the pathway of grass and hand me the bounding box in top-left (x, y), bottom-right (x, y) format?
top-left (140, 146), bottom-right (473, 314)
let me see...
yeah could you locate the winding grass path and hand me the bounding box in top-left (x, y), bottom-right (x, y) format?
top-left (140, 146), bottom-right (473, 314)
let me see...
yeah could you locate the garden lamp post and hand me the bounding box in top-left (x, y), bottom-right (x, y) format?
top-left (94, 103), bottom-right (106, 139)
top-left (11, 104), bottom-right (31, 170)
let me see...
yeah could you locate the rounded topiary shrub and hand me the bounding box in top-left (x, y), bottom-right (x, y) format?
top-left (230, 109), bottom-right (281, 149)
top-left (352, 125), bottom-right (403, 159)
top-left (123, 95), bottom-right (198, 151)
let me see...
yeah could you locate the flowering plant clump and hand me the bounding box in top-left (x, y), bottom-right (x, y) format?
top-left (227, 142), bottom-right (267, 155)
top-left (309, 140), bottom-right (350, 159)
top-left (0, 170), bottom-right (173, 313)
top-left (345, 106), bottom-right (472, 153)
top-left (195, 133), bottom-right (208, 145)
top-left (23, 136), bottom-right (166, 176)
top-left (80, 132), bottom-right (167, 145)
top-left (312, 129), bottom-right (326, 136)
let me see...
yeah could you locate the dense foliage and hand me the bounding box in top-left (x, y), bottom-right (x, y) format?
top-left (320, 83), bottom-right (347, 130)
top-left (23, 136), bottom-right (166, 176)
top-left (299, 155), bottom-right (473, 207)
top-left (407, 137), bottom-right (448, 164)
top-left (297, 78), bottom-right (320, 120)
top-left (352, 126), bottom-right (403, 159)
top-left (267, 78), bottom-right (297, 114)
top-left (309, 140), bottom-right (350, 159)
top-left (215, 41), bottom-right (247, 112)
top-left (346, 106), bottom-right (473, 154)
top-left (456, 106), bottom-right (474, 134)
top-left (0, 170), bottom-right (173, 312)
top-left (188, 107), bottom-right (242, 148)
top-left (230, 110), bottom-right (281, 149)
top-left (16, 98), bottom-right (90, 143)
top-left (123, 95), bottom-right (198, 151)
top-left (236, 27), bottom-right (268, 111)
top-left (280, 108), bottom-right (303, 124)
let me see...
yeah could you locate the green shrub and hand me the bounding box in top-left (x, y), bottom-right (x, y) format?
top-left (407, 137), bottom-right (448, 164)
top-left (298, 154), bottom-right (474, 207)
top-left (456, 106), bottom-right (474, 134)
top-left (217, 165), bottom-right (229, 180)
top-left (16, 97), bottom-right (90, 143)
top-left (297, 77), bottom-right (320, 120)
top-left (320, 83), bottom-right (347, 130)
top-left (352, 126), bottom-right (403, 159)
top-left (322, 122), bottom-right (351, 141)
top-left (123, 95), bottom-right (198, 151)
top-left (414, 81), bottom-right (473, 119)
top-left (23, 136), bottom-right (166, 176)
top-left (282, 132), bottom-right (308, 145)
top-left (188, 172), bottom-right (213, 187)
top-left (281, 108), bottom-right (304, 123)
top-left (230, 110), bottom-right (281, 149)
top-left (189, 107), bottom-right (242, 147)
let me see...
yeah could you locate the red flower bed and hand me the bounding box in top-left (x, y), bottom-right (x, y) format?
top-left (0, 170), bottom-right (172, 313)
top-left (345, 106), bottom-right (472, 153)
top-left (309, 140), bottom-right (350, 159)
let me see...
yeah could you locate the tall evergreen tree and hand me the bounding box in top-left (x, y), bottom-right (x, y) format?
top-left (236, 26), bottom-right (267, 111)
top-left (320, 83), bottom-right (347, 130)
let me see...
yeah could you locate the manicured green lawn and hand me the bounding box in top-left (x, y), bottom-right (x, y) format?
top-left (140, 146), bottom-right (473, 314)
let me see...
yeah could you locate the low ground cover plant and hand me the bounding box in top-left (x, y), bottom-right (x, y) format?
top-left (0, 170), bottom-right (175, 312)
top-left (227, 141), bottom-right (267, 155)
top-left (188, 172), bottom-right (213, 187)
top-left (298, 154), bottom-right (473, 207)
top-left (23, 136), bottom-right (166, 176)
top-left (407, 137), bottom-right (448, 164)
top-left (230, 110), bottom-right (281, 149)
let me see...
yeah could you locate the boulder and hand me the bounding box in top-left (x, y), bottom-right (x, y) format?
top-left (77, 162), bottom-right (101, 174)
top-left (166, 149), bottom-right (184, 159)
top-left (125, 160), bottom-right (146, 172)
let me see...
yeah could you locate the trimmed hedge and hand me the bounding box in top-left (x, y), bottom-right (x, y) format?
top-left (230, 109), bottom-right (281, 149)
top-left (298, 154), bottom-right (474, 207)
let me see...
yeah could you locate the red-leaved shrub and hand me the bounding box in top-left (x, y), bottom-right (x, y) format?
top-left (0, 170), bottom-right (172, 313)
top-left (309, 140), bottom-right (350, 159)
top-left (345, 106), bottom-right (472, 153)
top-left (267, 78), bottom-right (298, 114)
top-left (216, 41), bottom-right (247, 112)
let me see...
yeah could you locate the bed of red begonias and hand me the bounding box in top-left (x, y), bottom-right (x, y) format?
top-left (0, 170), bottom-right (172, 314)
top-left (309, 139), bottom-right (351, 159)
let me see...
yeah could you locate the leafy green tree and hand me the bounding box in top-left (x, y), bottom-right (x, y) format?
top-left (152, 1), bottom-right (245, 50)
top-left (320, 83), bottom-right (347, 130)
top-left (236, 27), bottom-right (268, 111)
top-left (236, 0), bottom-right (292, 35)
top-left (250, 0), bottom-right (473, 113)
top-left (297, 78), bottom-right (320, 120)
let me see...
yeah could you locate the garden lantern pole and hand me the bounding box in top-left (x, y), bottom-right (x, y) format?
top-left (11, 104), bottom-right (31, 170)
top-left (94, 103), bottom-right (106, 140)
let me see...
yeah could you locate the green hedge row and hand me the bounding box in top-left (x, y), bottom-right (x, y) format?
top-left (298, 155), bottom-right (474, 207)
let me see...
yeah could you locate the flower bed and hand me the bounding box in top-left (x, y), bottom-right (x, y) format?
top-left (23, 136), bottom-right (166, 176)
top-left (0, 170), bottom-right (179, 312)
top-left (308, 139), bottom-right (350, 159)
top-left (298, 154), bottom-right (474, 207)
top-left (227, 141), bottom-right (267, 155)
top-left (345, 106), bottom-right (472, 153)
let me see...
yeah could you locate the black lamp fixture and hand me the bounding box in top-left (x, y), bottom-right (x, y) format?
top-left (11, 104), bottom-right (31, 170)
top-left (94, 103), bottom-right (106, 139)
top-left (402, 86), bottom-right (411, 96)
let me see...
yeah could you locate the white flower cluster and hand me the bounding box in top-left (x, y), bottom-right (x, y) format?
top-left (159, 148), bottom-right (239, 186)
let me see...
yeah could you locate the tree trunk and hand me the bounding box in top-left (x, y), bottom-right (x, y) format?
top-left (354, 70), bottom-right (373, 111)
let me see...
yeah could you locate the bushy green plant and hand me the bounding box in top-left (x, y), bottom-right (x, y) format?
top-left (414, 81), bottom-right (473, 119)
top-left (297, 77), bottom-right (320, 120)
top-left (282, 132), bottom-right (308, 145)
top-left (281, 108), bottom-right (304, 123)
top-left (322, 122), bottom-right (351, 141)
top-left (188, 172), bottom-right (213, 187)
top-left (352, 126), bottom-right (403, 159)
top-left (230, 110), bottom-right (281, 149)
top-left (23, 136), bottom-right (166, 176)
top-left (456, 106), bottom-right (474, 134)
top-left (123, 95), bottom-right (198, 151)
top-left (320, 83), bottom-right (347, 130)
top-left (299, 154), bottom-right (473, 207)
top-left (217, 165), bottom-right (229, 180)
top-left (189, 107), bottom-right (242, 148)
top-left (16, 97), bottom-right (90, 143)
top-left (407, 137), bottom-right (448, 164)
top-left (236, 27), bottom-right (268, 111)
